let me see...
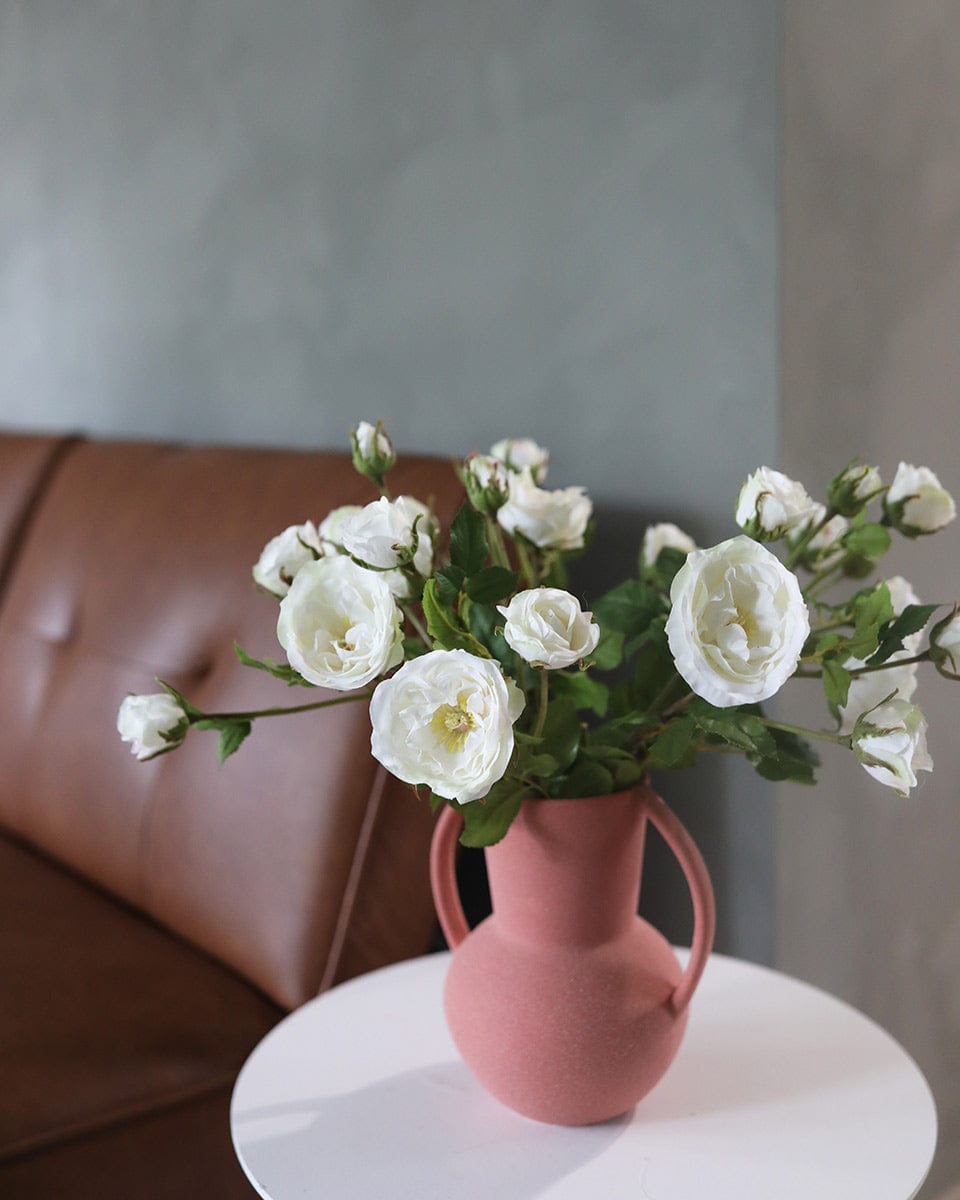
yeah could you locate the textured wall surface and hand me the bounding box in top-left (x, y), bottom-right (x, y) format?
top-left (781, 4), bottom-right (960, 1194)
top-left (0, 1), bottom-right (780, 959)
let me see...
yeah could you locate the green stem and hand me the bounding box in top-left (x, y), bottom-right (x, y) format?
top-left (786, 507), bottom-right (836, 570)
top-left (514, 538), bottom-right (538, 588)
top-left (532, 669), bottom-right (550, 739)
top-left (849, 651), bottom-right (929, 676)
top-left (757, 716), bottom-right (850, 748)
top-left (803, 560), bottom-right (847, 600)
top-left (403, 605), bottom-right (432, 649)
top-left (195, 690), bottom-right (371, 723)
top-left (485, 518), bottom-right (512, 570)
top-left (650, 673), bottom-right (689, 716)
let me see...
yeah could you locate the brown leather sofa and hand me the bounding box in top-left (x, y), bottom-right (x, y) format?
top-left (0, 432), bottom-right (464, 1199)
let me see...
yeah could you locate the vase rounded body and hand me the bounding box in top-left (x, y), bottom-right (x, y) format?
top-left (431, 784), bottom-right (715, 1126)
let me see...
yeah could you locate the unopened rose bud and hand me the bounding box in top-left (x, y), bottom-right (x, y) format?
top-left (351, 420), bottom-right (396, 487)
top-left (117, 693), bottom-right (188, 761)
top-left (463, 454), bottom-right (510, 515)
top-left (641, 523), bottom-right (697, 569)
top-left (252, 521), bottom-right (323, 597)
top-left (852, 699), bottom-right (933, 796)
top-left (828, 463), bottom-right (882, 517)
top-left (884, 462), bottom-right (956, 536)
top-left (930, 610), bottom-right (960, 678)
top-left (735, 467), bottom-right (819, 541)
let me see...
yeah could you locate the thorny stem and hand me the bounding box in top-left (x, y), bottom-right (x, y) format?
top-left (756, 716), bottom-right (850, 747)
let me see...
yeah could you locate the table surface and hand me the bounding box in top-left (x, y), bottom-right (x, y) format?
top-left (231, 951), bottom-right (937, 1200)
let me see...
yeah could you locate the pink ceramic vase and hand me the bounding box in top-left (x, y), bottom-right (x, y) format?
top-left (430, 782), bottom-right (716, 1125)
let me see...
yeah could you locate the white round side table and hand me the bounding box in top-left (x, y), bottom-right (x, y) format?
top-left (231, 952), bottom-right (936, 1200)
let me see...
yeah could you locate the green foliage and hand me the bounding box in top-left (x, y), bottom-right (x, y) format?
top-left (421, 578), bottom-right (475, 653)
top-left (193, 717), bottom-right (253, 765)
top-left (234, 644), bottom-right (312, 687)
top-left (455, 778), bottom-right (530, 847)
top-left (821, 659), bottom-right (852, 712)
top-left (465, 566), bottom-right (517, 605)
top-left (592, 580), bottom-right (663, 640)
top-left (552, 670), bottom-right (610, 717)
top-left (869, 604), bottom-right (939, 666)
top-left (749, 725), bottom-right (819, 784)
top-left (646, 716), bottom-right (697, 768)
top-left (449, 503), bottom-right (488, 575)
top-left (587, 628), bottom-right (625, 670)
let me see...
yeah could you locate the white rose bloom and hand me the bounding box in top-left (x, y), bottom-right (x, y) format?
top-left (317, 505), bottom-right (362, 551)
top-left (641, 522), bottom-right (697, 567)
top-left (665, 536), bottom-right (810, 707)
top-left (497, 588), bottom-right (600, 669)
top-left (340, 495), bottom-right (434, 577)
top-left (370, 649), bottom-right (525, 803)
top-left (853, 699), bottom-right (933, 796)
top-left (497, 470), bottom-right (592, 551)
top-left (843, 463), bottom-right (882, 500)
top-left (252, 521), bottom-right (322, 596)
top-left (736, 467), bottom-right (819, 539)
top-left (489, 437), bottom-right (549, 484)
top-left (117, 693), bottom-right (187, 761)
top-left (886, 462), bottom-right (956, 533)
top-left (839, 575), bottom-right (922, 733)
top-left (277, 556), bottom-right (403, 690)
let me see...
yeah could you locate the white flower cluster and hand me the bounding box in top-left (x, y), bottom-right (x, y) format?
top-left (119, 430), bottom-right (957, 805)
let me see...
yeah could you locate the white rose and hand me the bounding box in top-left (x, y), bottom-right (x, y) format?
top-left (317, 505), bottom-right (362, 550)
top-left (489, 437), bottom-right (549, 484)
top-left (735, 467), bottom-right (819, 539)
top-left (497, 588), bottom-right (600, 669)
top-left (117, 693), bottom-right (187, 761)
top-left (277, 556), bottom-right (403, 690)
top-left (839, 575), bottom-right (922, 733)
top-left (665, 535), bottom-right (810, 707)
top-left (497, 470), bottom-right (592, 551)
top-left (853, 699), bottom-right (933, 796)
top-left (795, 504), bottom-right (850, 567)
top-left (340, 495), bottom-right (434, 577)
top-left (369, 649), bottom-right (525, 803)
top-left (252, 521), bottom-right (322, 596)
top-left (885, 462), bottom-right (956, 534)
top-left (641, 522), bottom-right (697, 567)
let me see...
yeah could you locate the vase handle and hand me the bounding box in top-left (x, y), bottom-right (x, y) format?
top-left (643, 790), bottom-right (717, 1016)
top-left (430, 803), bottom-right (470, 949)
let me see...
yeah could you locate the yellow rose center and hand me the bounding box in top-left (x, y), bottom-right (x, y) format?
top-left (431, 695), bottom-right (477, 753)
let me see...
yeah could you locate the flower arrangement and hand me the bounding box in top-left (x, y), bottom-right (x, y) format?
top-left (118, 423), bottom-right (959, 847)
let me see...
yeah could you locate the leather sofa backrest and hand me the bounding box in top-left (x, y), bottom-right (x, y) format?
top-left (0, 435), bottom-right (463, 1009)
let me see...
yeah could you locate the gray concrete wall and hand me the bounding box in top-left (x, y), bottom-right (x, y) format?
top-left (0, 1), bottom-right (781, 961)
top-left (781, 4), bottom-right (960, 1193)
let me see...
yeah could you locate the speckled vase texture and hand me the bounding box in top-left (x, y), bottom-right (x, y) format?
top-left (431, 784), bottom-right (716, 1125)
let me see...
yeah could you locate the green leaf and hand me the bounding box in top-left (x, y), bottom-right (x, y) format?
top-left (587, 628), bottom-right (625, 670)
top-left (421, 578), bottom-right (472, 652)
top-left (457, 780), bottom-right (528, 847)
top-left (869, 603), bottom-right (939, 666)
top-left (646, 547), bottom-right (688, 592)
top-left (449, 503), bottom-right (488, 575)
top-left (552, 671), bottom-right (609, 717)
top-left (465, 566), bottom-right (517, 605)
top-left (429, 791), bottom-right (446, 813)
top-left (234, 643), bottom-right (312, 687)
top-left (592, 580), bottom-right (662, 639)
top-left (612, 759), bottom-right (647, 789)
top-left (537, 696), bottom-right (581, 772)
top-left (434, 564), bottom-right (465, 606)
top-left (402, 636), bottom-right (429, 659)
top-left (552, 759), bottom-right (615, 799)
top-left (690, 706), bottom-right (777, 757)
top-left (467, 601), bottom-right (514, 668)
top-left (846, 583), bottom-right (894, 659)
top-left (217, 721), bottom-right (252, 765)
top-left (646, 716), bottom-right (697, 768)
top-left (822, 658), bottom-right (852, 711)
top-left (517, 752), bottom-right (560, 777)
top-left (842, 522), bottom-right (891, 563)
top-left (749, 726), bottom-right (819, 784)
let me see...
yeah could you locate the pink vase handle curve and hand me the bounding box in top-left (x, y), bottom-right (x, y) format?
top-left (429, 793), bottom-right (716, 1015)
top-left (430, 804), bottom-right (470, 949)
top-left (642, 790), bottom-right (716, 1015)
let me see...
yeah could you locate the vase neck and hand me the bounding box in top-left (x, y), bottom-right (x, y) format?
top-left (484, 790), bottom-right (648, 946)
